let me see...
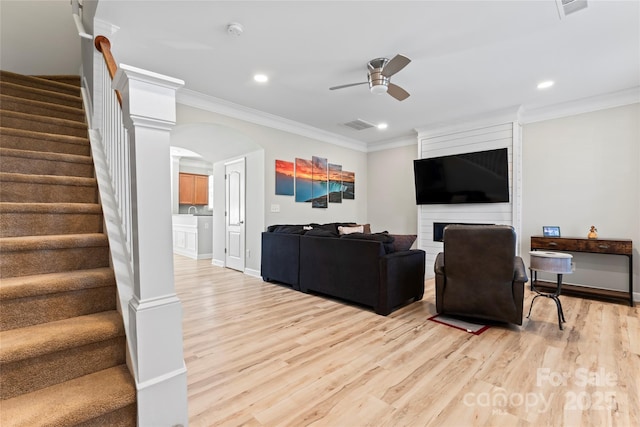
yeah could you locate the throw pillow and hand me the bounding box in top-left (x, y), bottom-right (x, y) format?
top-left (360, 224), bottom-right (372, 234)
top-left (338, 225), bottom-right (364, 235)
top-left (390, 234), bottom-right (417, 252)
top-left (341, 232), bottom-right (395, 254)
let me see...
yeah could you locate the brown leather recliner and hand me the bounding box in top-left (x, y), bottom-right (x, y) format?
top-left (434, 224), bottom-right (528, 325)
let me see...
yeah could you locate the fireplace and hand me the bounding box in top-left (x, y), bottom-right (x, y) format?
top-left (433, 222), bottom-right (492, 242)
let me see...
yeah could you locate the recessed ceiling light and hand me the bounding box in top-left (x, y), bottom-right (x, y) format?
top-left (537, 80), bottom-right (554, 89)
top-left (254, 74), bottom-right (268, 83)
top-left (377, 123), bottom-right (388, 130)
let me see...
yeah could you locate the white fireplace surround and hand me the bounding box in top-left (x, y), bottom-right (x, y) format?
top-left (416, 110), bottom-right (524, 279)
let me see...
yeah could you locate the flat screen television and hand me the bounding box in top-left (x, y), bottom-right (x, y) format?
top-left (413, 148), bottom-right (510, 205)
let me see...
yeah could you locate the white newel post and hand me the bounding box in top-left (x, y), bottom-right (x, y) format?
top-left (113, 64), bottom-right (188, 426)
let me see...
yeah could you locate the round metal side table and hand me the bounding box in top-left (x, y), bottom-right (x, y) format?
top-left (527, 251), bottom-right (573, 330)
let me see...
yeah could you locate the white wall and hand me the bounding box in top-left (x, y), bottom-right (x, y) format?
top-left (522, 103), bottom-right (639, 297)
top-left (367, 144), bottom-right (418, 234)
top-left (176, 104), bottom-right (368, 275)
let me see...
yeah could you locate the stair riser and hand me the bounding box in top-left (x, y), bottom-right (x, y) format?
top-left (76, 403), bottom-right (137, 427)
top-left (0, 133), bottom-right (90, 156)
top-left (0, 96), bottom-right (85, 122)
top-left (0, 155), bottom-right (93, 178)
top-left (0, 85), bottom-right (82, 109)
top-left (0, 246), bottom-right (110, 278)
top-left (37, 76), bottom-right (81, 87)
top-left (0, 336), bottom-right (125, 400)
top-left (1, 286), bottom-right (116, 331)
top-left (0, 114), bottom-right (87, 138)
top-left (0, 181), bottom-right (97, 203)
top-left (0, 212), bottom-right (103, 237)
top-left (1, 72), bottom-right (80, 96)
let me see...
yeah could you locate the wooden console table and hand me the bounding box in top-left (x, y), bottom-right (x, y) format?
top-left (530, 236), bottom-right (634, 306)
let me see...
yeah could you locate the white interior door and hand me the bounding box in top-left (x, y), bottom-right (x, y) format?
top-left (225, 158), bottom-right (245, 272)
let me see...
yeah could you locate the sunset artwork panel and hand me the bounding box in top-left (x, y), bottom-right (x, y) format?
top-left (311, 156), bottom-right (328, 208)
top-left (342, 170), bottom-right (355, 200)
top-left (275, 160), bottom-right (294, 195)
top-left (328, 163), bottom-right (343, 203)
top-left (295, 158), bottom-right (313, 202)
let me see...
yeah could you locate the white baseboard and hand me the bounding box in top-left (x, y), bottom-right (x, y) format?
top-left (212, 259), bottom-right (224, 267)
top-left (244, 268), bottom-right (261, 278)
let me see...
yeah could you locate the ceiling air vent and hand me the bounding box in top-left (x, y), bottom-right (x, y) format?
top-left (556, 0), bottom-right (588, 18)
top-left (342, 119), bottom-right (375, 131)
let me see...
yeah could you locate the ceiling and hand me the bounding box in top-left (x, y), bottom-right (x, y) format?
top-left (2, 1), bottom-right (639, 149)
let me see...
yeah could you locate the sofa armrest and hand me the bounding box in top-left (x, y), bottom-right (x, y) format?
top-left (261, 232), bottom-right (301, 288)
top-left (434, 252), bottom-right (445, 275)
top-left (434, 252), bottom-right (445, 313)
top-left (377, 249), bottom-right (426, 315)
top-left (513, 256), bottom-right (528, 283)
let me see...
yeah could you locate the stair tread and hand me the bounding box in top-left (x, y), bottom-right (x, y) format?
top-left (0, 126), bottom-right (89, 145)
top-left (0, 72), bottom-right (81, 97)
top-left (0, 70), bottom-right (80, 93)
top-left (0, 147), bottom-right (92, 163)
top-left (0, 267), bottom-right (114, 300)
top-left (0, 364), bottom-right (135, 427)
top-left (0, 172), bottom-right (96, 186)
top-left (0, 94), bottom-right (85, 118)
top-left (0, 233), bottom-right (108, 252)
top-left (0, 311), bottom-right (124, 363)
top-left (0, 109), bottom-right (87, 130)
top-left (0, 202), bottom-right (101, 214)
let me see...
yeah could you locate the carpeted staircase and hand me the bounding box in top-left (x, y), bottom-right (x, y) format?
top-left (0, 70), bottom-right (137, 426)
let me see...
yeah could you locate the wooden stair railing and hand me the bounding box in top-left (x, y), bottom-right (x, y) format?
top-left (94, 35), bottom-right (122, 106)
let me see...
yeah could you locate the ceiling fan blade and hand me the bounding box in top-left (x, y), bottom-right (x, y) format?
top-left (387, 83), bottom-right (410, 101)
top-left (329, 81), bottom-right (368, 90)
top-left (382, 54), bottom-right (411, 77)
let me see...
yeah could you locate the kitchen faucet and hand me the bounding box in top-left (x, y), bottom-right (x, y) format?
top-left (188, 206), bottom-right (197, 214)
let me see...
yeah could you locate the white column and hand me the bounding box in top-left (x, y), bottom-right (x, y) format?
top-left (113, 64), bottom-right (188, 426)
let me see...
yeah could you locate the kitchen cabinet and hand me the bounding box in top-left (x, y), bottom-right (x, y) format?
top-left (179, 173), bottom-right (208, 205)
top-left (172, 215), bottom-right (213, 259)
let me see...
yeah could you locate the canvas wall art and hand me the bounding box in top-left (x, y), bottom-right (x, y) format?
top-left (342, 170), bottom-right (355, 200)
top-left (275, 160), bottom-right (294, 195)
top-left (290, 156), bottom-right (355, 205)
top-left (295, 158), bottom-right (313, 203)
top-left (311, 156), bottom-right (328, 208)
top-left (328, 163), bottom-right (343, 203)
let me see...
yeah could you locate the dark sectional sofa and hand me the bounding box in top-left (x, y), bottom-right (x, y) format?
top-left (261, 223), bottom-right (426, 315)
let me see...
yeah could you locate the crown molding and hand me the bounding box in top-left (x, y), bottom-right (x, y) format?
top-left (521, 87), bottom-right (640, 124)
top-left (415, 105), bottom-right (523, 139)
top-left (367, 134), bottom-right (418, 153)
top-left (176, 89), bottom-right (369, 153)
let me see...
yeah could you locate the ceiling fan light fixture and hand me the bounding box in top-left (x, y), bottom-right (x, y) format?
top-left (370, 84), bottom-right (388, 95)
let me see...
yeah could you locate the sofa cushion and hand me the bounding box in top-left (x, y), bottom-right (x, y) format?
top-left (341, 232), bottom-right (395, 254)
top-left (305, 229), bottom-right (337, 238)
top-left (338, 225), bottom-right (364, 235)
top-left (267, 224), bottom-right (308, 234)
top-left (390, 234), bottom-right (417, 252)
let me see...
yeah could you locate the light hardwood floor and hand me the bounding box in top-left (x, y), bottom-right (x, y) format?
top-left (174, 255), bottom-right (640, 427)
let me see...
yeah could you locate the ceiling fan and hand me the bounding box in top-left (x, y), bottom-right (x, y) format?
top-left (329, 54), bottom-right (411, 101)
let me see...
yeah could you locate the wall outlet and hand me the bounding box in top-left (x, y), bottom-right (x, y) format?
top-left (246, 249), bottom-right (251, 258)
top-left (271, 204), bottom-right (280, 213)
